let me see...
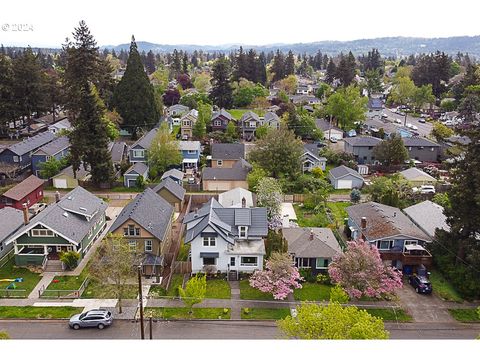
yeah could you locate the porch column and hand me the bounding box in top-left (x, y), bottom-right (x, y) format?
top-left (44, 245), bottom-right (48, 255)
top-left (14, 243), bottom-right (19, 255)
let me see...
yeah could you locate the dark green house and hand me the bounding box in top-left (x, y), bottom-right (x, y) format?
top-left (5, 187), bottom-right (108, 267)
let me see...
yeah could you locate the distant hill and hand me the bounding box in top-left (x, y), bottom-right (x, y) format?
top-left (102, 36), bottom-right (480, 57)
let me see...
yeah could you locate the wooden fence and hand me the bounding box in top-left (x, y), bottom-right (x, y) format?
top-left (0, 249), bottom-right (14, 268)
top-left (173, 261), bottom-right (192, 274)
top-left (0, 288), bottom-right (27, 298)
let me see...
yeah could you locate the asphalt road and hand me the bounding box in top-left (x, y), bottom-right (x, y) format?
top-left (1, 320), bottom-right (479, 340)
top-left (383, 108), bottom-right (433, 137)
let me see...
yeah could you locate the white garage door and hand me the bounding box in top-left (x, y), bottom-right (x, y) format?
top-left (337, 179), bottom-right (352, 189)
top-left (54, 178), bottom-right (68, 189)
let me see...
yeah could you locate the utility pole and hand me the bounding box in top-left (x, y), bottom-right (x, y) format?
top-left (138, 265), bottom-right (145, 340)
top-left (149, 316), bottom-right (153, 339)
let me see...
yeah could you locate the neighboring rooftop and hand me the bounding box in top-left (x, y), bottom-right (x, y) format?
top-left (152, 177), bottom-right (186, 202)
top-left (33, 136), bottom-right (70, 156)
top-left (329, 165), bottom-right (363, 179)
top-left (368, 98), bottom-right (383, 109)
top-left (161, 169), bottom-right (184, 182)
top-left (203, 158), bottom-right (252, 181)
top-left (346, 201), bottom-right (430, 242)
top-left (211, 143), bottom-right (245, 160)
top-left (399, 167), bottom-right (436, 182)
top-left (218, 187), bottom-right (254, 208)
top-left (315, 119), bottom-right (342, 132)
top-left (212, 109), bottom-right (234, 121)
top-left (344, 136), bottom-right (382, 147)
top-left (6, 132), bottom-right (56, 156)
top-left (131, 128), bottom-right (158, 150)
top-left (282, 227), bottom-right (342, 259)
top-left (109, 141), bottom-right (126, 163)
top-left (178, 140), bottom-right (201, 152)
top-left (109, 188), bottom-right (174, 242)
top-left (403, 137), bottom-right (441, 147)
top-left (2, 175), bottom-right (44, 201)
top-left (55, 164), bottom-right (90, 180)
top-left (403, 200), bottom-right (449, 239)
top-left (0, 207), bottom-right (24, 242)
top-left (125, 162), bottom-right (148, 176)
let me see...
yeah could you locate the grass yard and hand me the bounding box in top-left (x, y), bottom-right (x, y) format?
top-left (448, 309), bottom-right (480, 322)
top-left (46, 271), bottom-right (87, 291)
top-left (145, 307), bottom-right (230, 320)
top-left (0, 258), bottom-right (42, 297)
top-left (365, 308), bottom-right (412, 322)
top-left (293, 283), bottom-right (332, 301)
top-left (206, 279), bottom-right (231, 299)
top-left (429, 270), bottom-right (463, 303)
top-left (241, 308), bottom-right (291, 320)
top-left (0, 306), bottom-right (82, 319)
top-left (228, 109), bottom-right (265, 120)
top-left (81, 281), bottom-right (138, 299)
top-left (148, 285), bottom-right (167, 298)
top-left (326, 202), bottom-right (351, 224)
top-left (166, 274), bottom-right (185, 297)
top-left (239, 279), bottom-right (274, 300)
top-left (293, 204), bottom-right (329, 228)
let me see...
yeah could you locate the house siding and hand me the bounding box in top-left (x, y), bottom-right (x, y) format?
top-left (202, 180), bottom-right (248, 192)
top-left (406, 146), bottom-right (440, 163)
top-left (0, 184), bottom-right (44, 210)
top-left (156, 189), bottom-right (182, 212)
top-left (211, 159), bottom-right (238, 169)
top-left (344, 143), bottom-right (377, 164)
top-left (31, 148), bottom-right (70, 178)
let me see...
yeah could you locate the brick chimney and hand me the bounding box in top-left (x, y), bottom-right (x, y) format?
top-left (361, 217), bottom-right (367, 230)
top-left (22, 204), bottom-right (29, 225)
top-left (55, 191), bottom-right (61, 203)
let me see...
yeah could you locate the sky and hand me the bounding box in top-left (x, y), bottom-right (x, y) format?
top-left (1, 0), bottom-right (480, 48)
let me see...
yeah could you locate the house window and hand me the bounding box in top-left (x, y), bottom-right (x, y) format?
top-left (217, 160), bottom-right (223, 167)
top-left (297, 258), bottom-right (310, 268)
top-left (203, 237), bottom-right (216, 247)
top-left (431, 147), bottom-right (435, 152)
top-left (240, 256), bottom-right (257, 266)
top-left (249, 121), bottom-right (256, 128)
top-left (230, 257), bottom-right (236, 266)
top-left (183, 121), bottom-right (190, 126)
top-left (31, 229), bottom-right (54, 237)
top-left (239, 226), bottom-right (247, 238)
top-left (145, 240), bottom-right (153, 252)
top-left (13, 156), bottom-right (19, 163)
top-left (129, 240), bottom-right (137, 252)
top-left (378, 240), bottom-right (392, 250)
top-left (123, 228), bottom-right (128, 236)
top-left (368, 146), bottom-right (373, 150)
top-left (133, 150), bottom-right (144, 158)
top-left (187, 150), bottom-right (196, 154)
top-left (135, 228), bottom-right (140, 236)
top-left (203, 257), bottom-right (216, 266)
top-left (316, 258), bottom-right (329, 269)
top-left (214, 120), bottom-right (222, 126)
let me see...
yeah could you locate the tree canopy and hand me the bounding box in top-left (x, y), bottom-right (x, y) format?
top-left (325, 85), bottom-right (367, 130)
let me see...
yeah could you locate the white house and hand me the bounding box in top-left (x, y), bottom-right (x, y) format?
top-left (183, 198), bottom-right (268, 275)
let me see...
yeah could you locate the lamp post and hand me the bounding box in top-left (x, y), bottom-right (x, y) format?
top-left (137, 265), bottom-right (145, 340)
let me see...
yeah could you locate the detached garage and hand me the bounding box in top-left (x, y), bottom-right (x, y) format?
top-left (124, 162), bottom-right (149, 188)
top-left (52, 165), bottom-right (91, 189)
top-left (329, 165), bottom-right (364, 190)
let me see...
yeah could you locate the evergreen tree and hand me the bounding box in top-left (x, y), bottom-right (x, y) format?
top-left (69, 83), bottom-right (114, 184)
top-left (0, 54), bottom-right (15, 135)
top-left (209, 57), bottom-right (233, 109)
top-left (336, 52), bottom-right (356, 86)
top-left (372, 134), bottom-right (409, 167)
top-left (271, 50), bottom-right (285, 82)
top-left (113, 36), bottom-right (160, 136)
top-left (285, 51), bottom-right (295, 76)
top-left (182, 52), bottom-right (189, 74)
top-left (171, 49), bottom-right (182, 76)
top-left (325, 58), bottom-right (337, 84)
top-left (246, 49), bottom-right (258, 83)
top-left (257, 52), bottom-right (268, 85)
top-left (145, 50), bottom-right (156, 75)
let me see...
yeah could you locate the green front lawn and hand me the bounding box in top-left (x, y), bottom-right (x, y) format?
top-left (365, 308), bottom-right (412, 322)
top-left (448, 309), bottom-right (480, 322)
top-left (81, 281), bottom-right (138, 299)
top-left (293, 204), bottom-right (329, 227)
top-left (241, 308), bottom-right (291, 320)
top-left (293, 283), bottom-right (332, 301)
top-left (46, 272), bottom-right (87, 291)
top-left (240, 279), bottom-right (274, 300)
top-left (429, 270), bottom-right (463, 303)
top-left (149, 285), bottom-right (167, 298)
top-left (166, 274), bottom-right (185, 297)
top-left (0, 258), bottom-right (42, 297)
top-left (0, 306), bottom-right (82, 319)
top-left (145, 307), bottom-right (230, 320)
top-left (206, 279), bottom-right (231, 299)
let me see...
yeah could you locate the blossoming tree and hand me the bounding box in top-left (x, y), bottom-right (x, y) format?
top-left (256, 177), bottom-right (283, 230)
top-left (249, 252), bottom-right (303, 300)
top-left (328, 240), bottom-right (403, 299)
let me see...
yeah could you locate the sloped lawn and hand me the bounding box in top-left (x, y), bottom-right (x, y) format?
top-left (429, 270), bottom-right (463, 302)
top-left (448, 309), bottom-right (480, 322)
top-left (241, 308), bottom-right (290, 320)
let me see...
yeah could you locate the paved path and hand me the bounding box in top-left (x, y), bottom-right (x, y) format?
top-left (229, 281), bottom-right (241, 320)
top-left (28, 273), bottom-right (55, 299)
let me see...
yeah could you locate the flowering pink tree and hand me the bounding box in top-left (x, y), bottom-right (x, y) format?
top-left (328, 240), bottom-right (403, 299)
top-left (249, 252), bottom-right (303, 300)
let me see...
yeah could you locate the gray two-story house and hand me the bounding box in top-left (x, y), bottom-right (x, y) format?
top-left (343, 136), bottom-right (382, 164)
top-left (240, 111), bottom-right (261, 140)
top-left (403, 137), bottom-right (441, 163)
top-left (128, 128), bottom-right (158, 164)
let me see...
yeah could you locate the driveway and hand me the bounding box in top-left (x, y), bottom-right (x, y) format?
top-left (396, 284), bottom-right (454, 323)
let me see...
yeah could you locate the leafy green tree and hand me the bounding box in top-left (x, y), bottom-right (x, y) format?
top-left (113, 36), bottom-right (160, 136)
top-left (178, 274), bottom-right (206, 314)
top-left (256, 177), bottom-right (283, 228)
top-left (39, 157), bottom-right (67, 179)
top-left (247, 165), bottom-right (267, 191)
top-left (278, 302), bottom-right (389, 339)
top-left (255, 124), bottom-right (269, 139)
top-left (193, 72), bottom-right (211, 93)
top-left (135, 175), bottom-right (145, 189)
top-left (225, 121), bottom-right (238, 140)
top-left (390, 76), bottom-right (416, 122)
top-left (209, 57), bottom-right (233, 109)
top-left (248, 127), bottom-right (303, 179)
top-left (412, 84), bottom-right (435, 112)
top-left (59, 251), bottom-right (80, 270)
top-left (193, 101), bottom-right (210, 140)
top-left (277, 75), bottom-right (298, 95)
top-left (372, 134), bottom-right (408, 167)
top-left (265, 229), bottom-right (288, 258)
top-left (431, 121), bottom-right (454, 142)
top-left (232, 79), bottom-right (268, 107)
top-left (432, 192), bottom-right (450, 209)
top-left (368, 175), bottom-right (414, 209)
top-left (69, 84), bottom-right (114, 184)
top-left (148, 123), bottom-right (182, 178)
top-left (365, 69), bottom-right (383, 95)
top-left (325, 85), bottom-right (368, 130)
top-left (330, 285), bottom-right (350, 303)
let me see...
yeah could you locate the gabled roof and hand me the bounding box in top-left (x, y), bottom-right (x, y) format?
top-left (240, 111), bottom-right (260, 123)
top-left (218, 187), bottom-right (254, 208)
top-left (48, 118), bottom-right (71, 130)
top-left (109, 188), bottom-right (174, 242)
top-left (54, 164), bottom-right (90, 181)
top-left (131, 128), bottom-right (158, 150)
top-left (282, 227), bottom-right (342, 259)
top-left (344, 136), bottom-right (381, 147)
top-left (399, 167), bottom-right (436, 182)
top-left (161, 169), bottom-right (184, 182)
top-left (152, 177), bottom-right (186, 202)
top-left (202, 159), bottom-right (252, 181)
top-left (3, 175), bottom-right (44, 201)
top-left (168, 104), bottom-right (189, 112)
top-left (109, 142), bottom-right (126, 163)
top-left (33, 136), bottom-right (70, 157)
top-left (329, 165), bottom-right (363, 180)
top-left (211, 143), bottom-right (245, 160)
top-left (211, 109), bottom-right (233, 122)
top-left (178, 141), bottom-right (201, 152)
top-left (183, 198), bottom-right (268, 244)
top-left (403, 137), bottom-right (441, 147)
top-left (303, 144), bottom-right (325, 161)
top-left (346, 201), bottom-right (430, 242)
top-left (0, 207), bottom-right (24, 243)
top-left (315, 119), bottom-right (343, 132)
top-left (6, 187), bottom-right (108, 246)
top-left (7, 132), bottom-right (56, 156)
top-left (125, 162), bottom-right (148, 176)
top-left (368, 98), bottom-right (383, 109)
top-left (263, 112), bottom-right (280, 123)
top-left (403, 200), bottom-right (449, 238)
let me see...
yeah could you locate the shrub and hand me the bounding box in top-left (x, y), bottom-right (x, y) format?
top-left (316, 273), bottom-right (331, 285)
top-left (59, 251), bottom-right (80, 270)
top-left (299, 268), bottom-right (316, 283)
top-left (223, 308), bottom-right (229, 314)
top-left (243, 308), bottom-right (250, 314)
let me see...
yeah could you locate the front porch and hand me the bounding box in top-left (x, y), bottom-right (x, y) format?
top-left (380, 244), bottom-right (433, 268)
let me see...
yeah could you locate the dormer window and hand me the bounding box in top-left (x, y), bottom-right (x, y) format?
top-left (239, 226), bottom-right (248, 238)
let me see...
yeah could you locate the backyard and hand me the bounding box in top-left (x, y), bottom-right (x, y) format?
top-left (0, 258), bottom-right (42, 297)
top-left (145, 307), bottom-right (230, 320)
top-left (326, 202), bottom-right (351, 225)
top-left (293, 204), bottom-right (329, 227)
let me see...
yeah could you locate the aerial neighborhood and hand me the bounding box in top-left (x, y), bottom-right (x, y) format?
top-left (0, 18), bottom-right (480, 342)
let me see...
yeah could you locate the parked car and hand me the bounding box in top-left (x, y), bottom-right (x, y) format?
top-left (406, 123), bottom-right (413, 129)
top-left (418, 118), bottom-right (426, 123)
top-left (69, 309), bottom-right (113, 330)
top-left (409, 274), bottom-right (432, 294)
top-left (381, 113), bottom-right (388, 119)
top-left (329, 137), bottom-right (338, 143)
top-left (394, 118), bottom-right (402, 124)
top-left (410, 124), bottom-right (418, 130)
top-left (413, 185), bottom-right (436, 194)
top-left (29, 202), bottom-right (47, 216)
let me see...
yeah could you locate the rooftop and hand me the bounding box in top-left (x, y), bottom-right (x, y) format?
top-left (3, 175), bottom-right (44, 201)
top-left (152, 177), bottom-right (186, 202)
top-left (344, 136), bottom-right (382, 147)
top-left (329, 165), bottom-right (363, 180)
top-left (0, 207), bottom-right (24, 242)
top-left (399, 167), bottom-right (436, 182)
top-left (203, 159), bottom-right (252, 181)
top-left (403, 200), bottom-right (449, 238)
top-left (7, 132), bottom-right (56, 156)
top-left (282, 227), bottom-right (342, 259)
top-left (211, 143), bottom-right (245, 160)
top-left (33, 136), bottom-right (70, 157)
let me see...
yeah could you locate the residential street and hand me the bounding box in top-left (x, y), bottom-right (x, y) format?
top-left (383, 108), bottom-right (433, 137)
top-left (1, 319), bottom-right (479, 339)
